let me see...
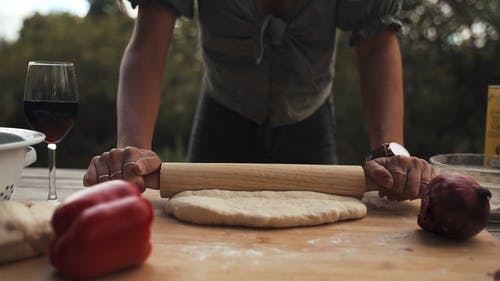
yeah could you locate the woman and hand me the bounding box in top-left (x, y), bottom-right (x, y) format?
top-left (84, 0), bottom-right (435, 201)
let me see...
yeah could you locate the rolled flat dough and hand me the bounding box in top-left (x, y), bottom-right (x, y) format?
top-left (164, 190), bottom-right (367, 228)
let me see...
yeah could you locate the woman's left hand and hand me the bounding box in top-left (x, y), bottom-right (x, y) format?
top-left (363, 155), bottom-right (436, 201)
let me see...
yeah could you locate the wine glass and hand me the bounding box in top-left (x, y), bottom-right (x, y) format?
top-left (24, 61), bottom-right (79, 202)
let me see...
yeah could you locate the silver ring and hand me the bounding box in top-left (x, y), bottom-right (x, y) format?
top-left (420, 179), bottom-right (430, 185)
top-left (123, 161), bottom-right (136, 169)
top-left (390, 170), bottom-right (407, 176)
top-left (98, 174), bottom-right (109, 180)
top-left (110, 171), bottom-right (122, 178)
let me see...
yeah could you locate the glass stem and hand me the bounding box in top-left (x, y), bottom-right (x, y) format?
top-left (47, 143), bottom-right (58, 202)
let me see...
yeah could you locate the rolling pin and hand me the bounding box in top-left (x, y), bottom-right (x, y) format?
top-left (145, 163), bottom-right (379, 199)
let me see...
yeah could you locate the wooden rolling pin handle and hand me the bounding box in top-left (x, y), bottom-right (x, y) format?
top-left (144, 163), bottom-right (382, 199)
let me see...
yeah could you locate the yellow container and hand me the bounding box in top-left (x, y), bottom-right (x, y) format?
top-left (484, 85), bottom-right (500, 167)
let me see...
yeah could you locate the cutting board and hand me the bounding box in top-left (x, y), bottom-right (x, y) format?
top-left (1, 190), bottom-right (499, 281)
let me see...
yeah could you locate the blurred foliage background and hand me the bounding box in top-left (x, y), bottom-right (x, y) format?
top-left (0, 0), bottom-right (499, 168)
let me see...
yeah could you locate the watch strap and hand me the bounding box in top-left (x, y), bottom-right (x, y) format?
top-left (366, 143), bottom-right (393, 161)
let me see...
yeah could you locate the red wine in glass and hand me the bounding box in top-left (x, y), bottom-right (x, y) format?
top-left (24, 100), bottom-right (78, 144)
top-left (23, 61), bottom-right (79, 202)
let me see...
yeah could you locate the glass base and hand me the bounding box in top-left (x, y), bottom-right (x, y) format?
top-left (47, 198), bottom-right (60, 204)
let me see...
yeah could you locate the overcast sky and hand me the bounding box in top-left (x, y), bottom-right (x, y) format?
top-left (0, 0), bottom-right (136, 41)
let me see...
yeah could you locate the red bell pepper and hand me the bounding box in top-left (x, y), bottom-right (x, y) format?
top-left (49, 180), bottom-right (154, 280)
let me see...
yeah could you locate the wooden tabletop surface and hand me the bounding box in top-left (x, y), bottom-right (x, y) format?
top-left (12, 168), bottom-right (500, 240)
top-left (2, 167), bottom-right (499, 281)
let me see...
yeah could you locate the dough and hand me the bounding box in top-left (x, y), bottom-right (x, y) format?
top-left (0, 201), bottom-right (56, 263)
top-left (165, 190), bottom-right (367, 228)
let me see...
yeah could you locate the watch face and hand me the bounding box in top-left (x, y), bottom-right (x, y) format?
top-left (388, 142), bottom-right (410, 157)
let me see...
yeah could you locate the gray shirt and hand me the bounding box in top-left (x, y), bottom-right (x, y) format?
top-left (129, 0), bottom-right (402, 126)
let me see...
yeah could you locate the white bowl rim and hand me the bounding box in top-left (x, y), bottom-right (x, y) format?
top-left (0, 127), bottom-right (45, 151)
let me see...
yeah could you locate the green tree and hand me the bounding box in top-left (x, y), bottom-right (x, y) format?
top-left (0, 1), bottom-right (203, 168)
top-left (334, 0), bottom-right (500, 164)
top-left (153, 18), bottom-right (203, 161)
top-left (1, 1), bottom-right (499, 168)
top-left (400, 0), bottom-right (500, 160)
top-left (0, 11), bottom-right (134, 167)
top-left (88, 0), bottom-right (124, 17)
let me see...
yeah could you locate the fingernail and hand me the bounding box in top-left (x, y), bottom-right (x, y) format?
top-left (134, 164), bottom-right (142, 174)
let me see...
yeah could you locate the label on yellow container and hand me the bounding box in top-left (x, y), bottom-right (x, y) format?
top-left (484, 85), bottom-right (500, 167)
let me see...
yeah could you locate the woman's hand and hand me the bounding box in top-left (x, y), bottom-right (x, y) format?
top-left (363, 155), bottom-right (436, 201)
top-left (83, 146), bottom-right (162, 192)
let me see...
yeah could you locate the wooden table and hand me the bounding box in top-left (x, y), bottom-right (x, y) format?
top-left (1, 168), bottom-right (500, 281)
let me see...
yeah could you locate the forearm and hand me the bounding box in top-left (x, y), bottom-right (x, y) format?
top-left (117, 50), bottom-right (163, 149)
top-left (356, 29), bottom-right (404, 149)
top-left (355, 31), bottom-right (434, 202)
top-left (116, 4), bottom-right (177, 149)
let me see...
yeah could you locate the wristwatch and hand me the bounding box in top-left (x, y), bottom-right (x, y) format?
top-left (366, 142), bottom-right (410, 161)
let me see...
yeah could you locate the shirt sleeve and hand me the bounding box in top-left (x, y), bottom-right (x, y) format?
top-left (127, 0), bottom-right (194, 19)
top-left (336, 0), bottom-right (403, 45)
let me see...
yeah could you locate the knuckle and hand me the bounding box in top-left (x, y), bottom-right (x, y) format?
top-left (418, 158), bottom-right (428, 169)
top-left (393, 155), bottom-right (406, 164)
top-left (410, 156), bottom-right (420, 166)
top-left (109, 148), bottom-right (122, 161)
top-left (100, 151), bottom-right (110, 160)
top-left (388, 157), bottom-right (405, 170)
top-left (123, 146), bottom-right (136, 158)
top-left (96, 154), bottom-right (108, 165)
top-left (363, 160), bottom-right (374, 171)
top-left (90, 155), bottom-right (100, 164)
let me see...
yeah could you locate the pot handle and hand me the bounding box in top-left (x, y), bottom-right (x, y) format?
top-left (24, 146), bottom-right (37, 167)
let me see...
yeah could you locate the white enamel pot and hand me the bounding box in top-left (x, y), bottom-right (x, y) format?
top-left (0, 127), bottom-right (45, 200)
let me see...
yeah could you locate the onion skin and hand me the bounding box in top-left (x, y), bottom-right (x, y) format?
top-left (417, 172), bottom-right (491, 240)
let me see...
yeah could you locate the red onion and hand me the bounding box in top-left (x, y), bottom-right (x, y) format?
top-left (417, 172), bottom-right (491, 240)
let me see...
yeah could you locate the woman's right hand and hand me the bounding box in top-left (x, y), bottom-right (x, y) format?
top-left (83, 146), bottom-right (162, 192)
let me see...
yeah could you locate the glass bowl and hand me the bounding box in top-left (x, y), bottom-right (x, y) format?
top-left (429, 153), bottom-right (500, 222)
